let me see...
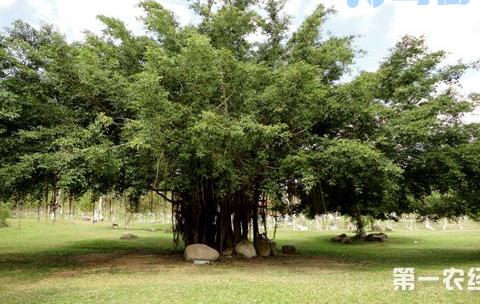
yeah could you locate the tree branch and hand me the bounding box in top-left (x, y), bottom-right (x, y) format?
top-left (156, 191), bottom-right (175, 203)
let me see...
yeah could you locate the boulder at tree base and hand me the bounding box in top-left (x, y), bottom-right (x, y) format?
top-left (235, 239), bottom-right (257, 259)
top-left (184, 244), bottom-right (220, 262)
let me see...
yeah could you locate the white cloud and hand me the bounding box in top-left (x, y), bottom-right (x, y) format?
top-left (283, 0), bottom-right (385, 46)
top-left (318, 0), bottom-right (382, 19)
top-left (463, 71), bottom-right (480, 123)
top-left (387, 2), bottom-right (480, 64)
top-left (26, 0), bottom-right (143, 41)
top-left (0, 0), bottom-right (15, 8)
top-left (24, 0), bottom-right (196, 42)
top-left (285, 0), bottom-right (381, 20)
top-left (159, 0), bottom-right (193, 25)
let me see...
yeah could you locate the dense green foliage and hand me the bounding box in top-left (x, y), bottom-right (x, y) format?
top-left (0, 0), bottom-right (478, 245)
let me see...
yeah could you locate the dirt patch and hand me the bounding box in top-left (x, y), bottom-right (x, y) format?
top-left (69, 252), bottom-right (184, 270)
top-left (59, 252), bottom-right (355, 277)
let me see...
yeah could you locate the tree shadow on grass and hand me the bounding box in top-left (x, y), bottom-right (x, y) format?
top-left (281, 233), bottom-right (480, 269)
top-left (1, 231), bottom-right (479, 280)
top-left (0, 236), bottom-right (181, 278)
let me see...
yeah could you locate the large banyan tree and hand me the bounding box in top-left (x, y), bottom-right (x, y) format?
top-left (1, 0), bottom-right (479, 250)
top-left (126, 0), bottom-right (358, 249)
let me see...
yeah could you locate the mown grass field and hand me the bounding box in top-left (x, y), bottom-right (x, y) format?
top-left (0, 219), bottom-right (479, 304)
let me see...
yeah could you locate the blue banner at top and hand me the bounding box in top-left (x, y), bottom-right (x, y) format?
top-left (347, 0), bottom-right (470, 8)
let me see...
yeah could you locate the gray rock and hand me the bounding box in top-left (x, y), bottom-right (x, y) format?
top-left (255, 239), bottom-right (272, 257)
top-left (184, 244), bottom-right (220, 262)
top-left (365, 233), bottom-right (388, 242)
top-left (222, 247), bottom-right (234, 257)
top-left (331, 233), bottom-right (351, 244)
top-left (235, 239), bottom-right (257, 259)
top-left (282, 245), bottom-right (297, 255)
top-left (269, 242), bottom-right (277, 256)
top-left (120, 233), bottom-right (138, 240)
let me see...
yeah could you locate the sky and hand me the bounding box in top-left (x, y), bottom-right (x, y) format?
top-left (0, 0), bottom-right (478, 121)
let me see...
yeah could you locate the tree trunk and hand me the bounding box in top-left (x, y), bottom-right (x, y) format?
top-left (171, 179), bottom-right (266, 251)
top-left (37, 199), bottom-right (41, 222)
top-left (92, 193), bottom-right (96, 226)
top-left (44, 186), bottom-right (49, 221)
top-left (124, 193), bottom-right (128, 230)
top-left (17, 200), bottom-right (21, 229)
top-left (72, 195), bottom-right (76, 220)
top-left (60, 190), bottom-right (64, 220)
top-left (97, 195), bottom-right (104, 222)
top-left (68, 195), bottom-right (72, 220)
top-left (51, 186), bottom-right (59, 223)
top-left (109, 194), bottom-right (113, 222)
top-left (355, 213), bottom-right (366, 239)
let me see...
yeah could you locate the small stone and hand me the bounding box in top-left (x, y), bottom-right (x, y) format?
top-left (235, 239), bottom-right (257, 259)
top-left (331, 234), bottom-right (352, 244)
top-left (120, 233), bottom-right (138, 240)
top-left (269, 242), bottom-right (277, 255)
top-left (222, 248), bottom-right (234, 256)
top-left (282, 245), bottom-right (297, 255)
top-left (255, 239), bottom-right (272, 257)
top-left (365, 233), bottom-right (388, 242)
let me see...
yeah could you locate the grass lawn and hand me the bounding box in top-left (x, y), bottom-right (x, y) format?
top-left (0, 219), bottom-right (479, 304)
